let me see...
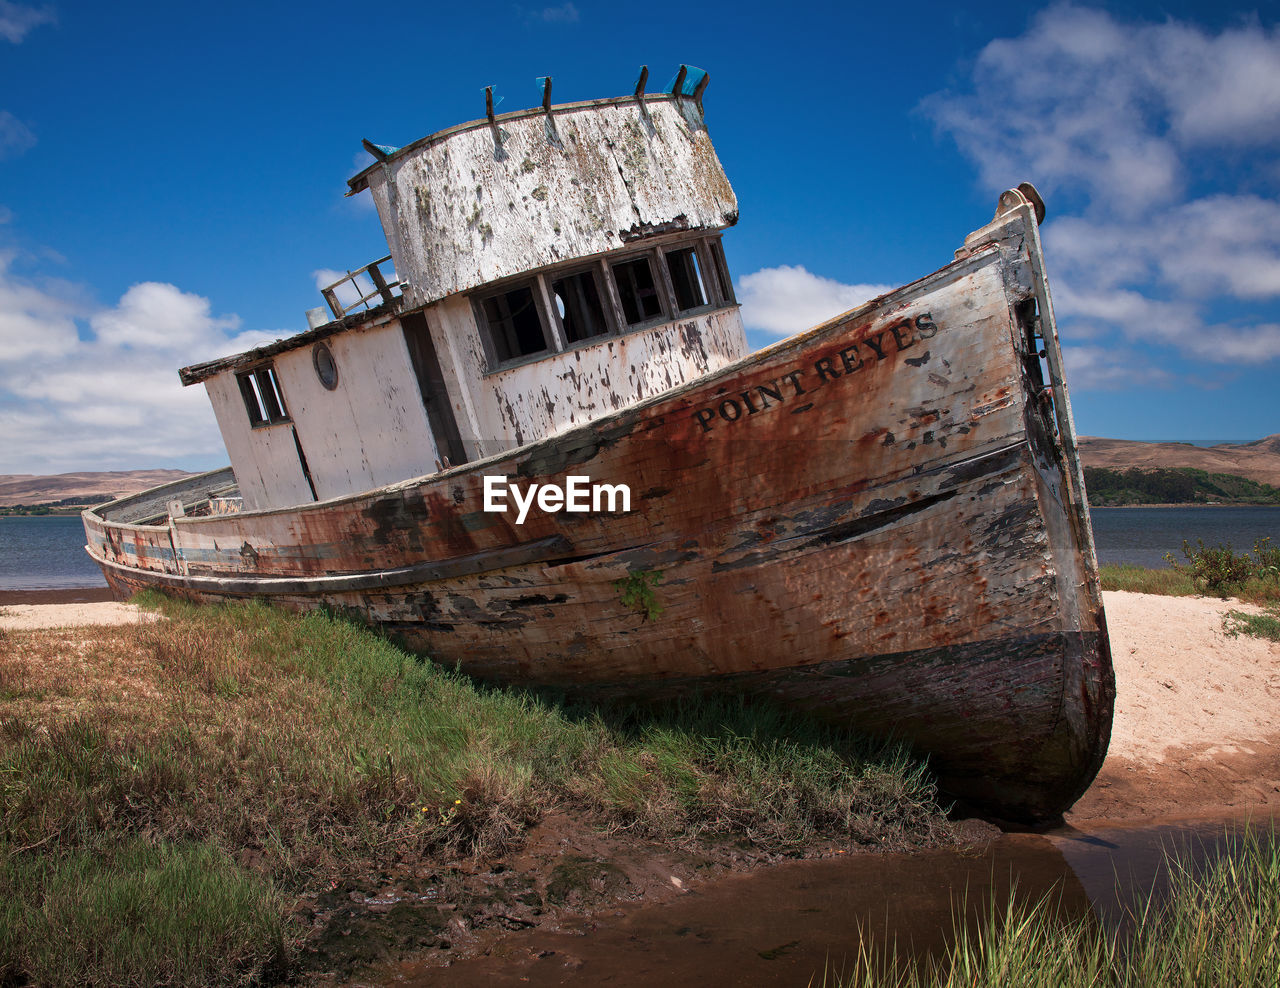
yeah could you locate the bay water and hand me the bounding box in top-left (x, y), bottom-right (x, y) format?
top-left (1089, 505), bottom-right (1279, 569)
top-left (0, 515), bottom-right (107, 590)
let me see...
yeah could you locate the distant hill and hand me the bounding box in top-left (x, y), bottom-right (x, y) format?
top-left (0, 470), bottom-right (196, 508)
top-left (1083, 466), bottom-right (1280, 506)
top-left (1079, 435), bottom-right (1280, 488)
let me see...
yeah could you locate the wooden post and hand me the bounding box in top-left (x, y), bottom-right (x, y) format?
top-left (672, 65), bottom-right (687, 98)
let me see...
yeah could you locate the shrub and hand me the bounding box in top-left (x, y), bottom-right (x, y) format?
top-left (1164, 539), bottom-right (1255, 597)
top-left (1254, 537), bottom-right (1280, 584)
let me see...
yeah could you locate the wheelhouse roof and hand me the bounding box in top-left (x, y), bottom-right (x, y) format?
top-left (346, 93), bottom-right (683, 195)
top-left (178, 301), bottom-right (397, 386)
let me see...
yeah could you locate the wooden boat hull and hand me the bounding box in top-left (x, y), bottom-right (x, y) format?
top-left (86, 206), bottom-right (1114, 822)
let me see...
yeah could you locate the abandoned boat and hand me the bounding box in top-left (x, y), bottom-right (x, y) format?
top-left (83, 68), bottom-right (1114, 822)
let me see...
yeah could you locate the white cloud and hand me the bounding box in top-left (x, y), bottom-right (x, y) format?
top-left (0, 110), bottom-right (35, 159)
top-left (1131, 197), bottom-right (1280, 300)
top-left (1185, 322), bottom-right (1280, 363)
top-left (0, 1), bottom-right (54, 44)
top-left (924, 9), bottom-right (1179, 212)
top-left (927, 5), bottom-right (1280, 379)
top-left (738, 265), bottom-right (894, 337)
top-left (1048, 197), bottom-right (1280, 362)
top-left (89, 281), bottom-right (241, 350)
top-left (0, 251), bottom-right (84, 361)
top-left (925, 6), bottom-right (1280, 212)
top-left (1052, 284), bottom-right (1200, 343)
top-left (1046, 197), bottom-right (1280, 302)
top-left (0, 253), bottom-right (279, 473)
top-left (1150, 21), bottom-right (1280, 146)
top-left (1062, 344), bottom-right (1175, 391)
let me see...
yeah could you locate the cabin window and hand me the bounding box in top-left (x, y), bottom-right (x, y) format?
top-left (551, 268), bottom-right (611, 343)
top-left (478, 283), bottom-right (550, 362)
top-left (665, 246), bottom-right (708, 313)
top-left (709, 239), bottom-right (735, 304)
top-left (611, 256), bottom-right (666, 327)
top-left (237, 366), bottom-right (290, 426)
top-left (473, 235), bottom-right (736, 373)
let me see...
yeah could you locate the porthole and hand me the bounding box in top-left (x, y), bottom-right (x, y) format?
top-left (312, 342), bottom-right (339, 390)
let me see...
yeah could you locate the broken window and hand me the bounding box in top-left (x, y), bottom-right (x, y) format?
top-left (551, 268), bottom-right (611, 344)
top-left (237, 365), bottom-right (290, 426)
top-left (709, 239), bottom-right (735, 304)
top-left (611, 256), bottom-right (666, 327)
top-left (665, 246), bottom-right (707, 313)
top-left (478, 283), bottom-right (550, 363)
top-left (470, 238), bottom-right (735, 368)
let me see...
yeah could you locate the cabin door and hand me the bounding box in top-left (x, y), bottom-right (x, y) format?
top-left (401, 312), bottom-right (468, 468)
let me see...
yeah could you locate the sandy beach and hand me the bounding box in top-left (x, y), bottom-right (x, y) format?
top-left (0, 589), bottom-right (157, 629)
top-left (3, 589), bottom-right (1276, 822)
top-left (1069, 590), bottom-right (1280, 822)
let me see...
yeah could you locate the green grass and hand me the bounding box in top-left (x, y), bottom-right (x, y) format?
top-left (1099, 563), bottom-right (1199, 597)
top-left (827, 825), bottom-right (1280, 987)
top-left (1100, 536), bottom-right (1280, 604)
top-left (1100, 563), bottom-right (1280, 606)
top-left (1224, 607), bottom-right (1280, 643)
top-left (0, 838), bottom-right (287, 987)
top-left (1, 594), bottom-right (949, 983)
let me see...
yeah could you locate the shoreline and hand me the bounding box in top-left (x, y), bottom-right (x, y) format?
top-left (0, 509), bottom-right (94, 517)
top-left (0, 586), bottom-right (114, 605)
top-left (1091, 502), bottom-right (1280, 509)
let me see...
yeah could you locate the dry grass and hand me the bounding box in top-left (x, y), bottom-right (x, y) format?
top-left (8, 598), bottom-right (950, 864)
top-left (1, 594), bottom-right (950, 983)
top-left (1, 624), bottom-right (166, 722)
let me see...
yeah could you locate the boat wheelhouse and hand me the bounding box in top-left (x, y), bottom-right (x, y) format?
top-left (180, 71), bottom-right (744, 513)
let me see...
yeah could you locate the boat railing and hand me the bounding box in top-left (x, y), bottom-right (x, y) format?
top-left (90, 467), bottom-right (239, 525)
top-left (320, 255), bottom-right (402, 319)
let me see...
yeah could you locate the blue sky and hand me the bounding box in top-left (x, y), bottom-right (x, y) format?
top-left (1, 0), bottom-right (1277, 474)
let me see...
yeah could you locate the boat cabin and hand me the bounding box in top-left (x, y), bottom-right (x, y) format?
top-left (179, 68), bottom-right (746, 513)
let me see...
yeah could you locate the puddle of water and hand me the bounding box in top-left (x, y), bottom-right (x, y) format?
top-left (1045, 814), bottom-right (1276, 934)
top-left (351, 813), bottom-right (1276, 987)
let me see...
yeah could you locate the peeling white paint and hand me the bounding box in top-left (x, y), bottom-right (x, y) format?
top-left (367, 99), bottom-right (738, 308)
top-left (205, 321), bottom-right (441, 510)
top-left (430, 294), bottom-right (745, 459)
